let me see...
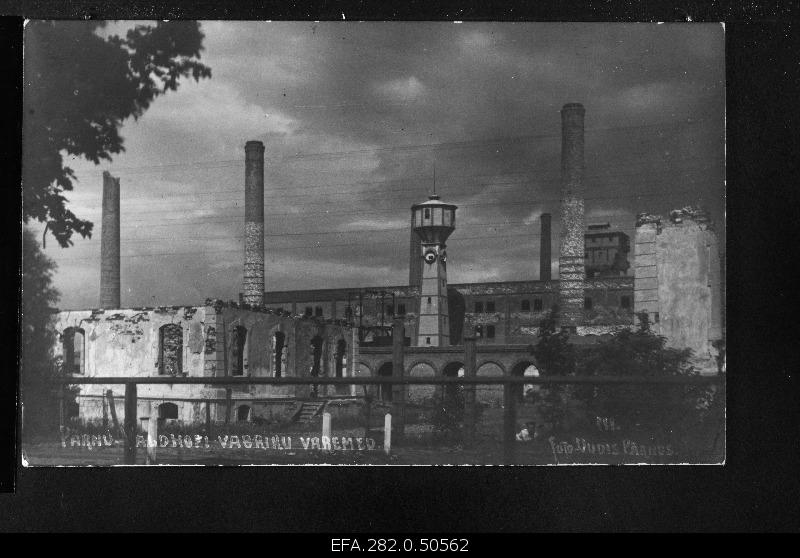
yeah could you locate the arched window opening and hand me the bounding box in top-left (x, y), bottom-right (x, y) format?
top-left (511, 362), bottom-right (540, 403)
top-left (237, 405), bottom-right (251, 422)
top-left (442, 362), bottom-right (465, 410)
top-left (158, 402), bottom-right (179, 420)
top-left (63, 327), bottom-right (86, 375)
top-left (272, 331), bottom-right (286, 378)
top-left (377, 362), bottom-right (393, 402)
top-left (159, 324), bottom-right (183, 376)
top-left (310, 336), bottom-right (323, 377)
top-left (231, 326), bottom-right (247, 376)
top-left (334, 339), bottom-right (347, 378)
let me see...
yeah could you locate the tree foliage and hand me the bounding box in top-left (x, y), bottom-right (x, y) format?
top-left (530, 312), bottom-right (717, 436)
top-left (23, 21), bottom-right (212, 247)
top-left (21, 228), bottom-right (62, 435)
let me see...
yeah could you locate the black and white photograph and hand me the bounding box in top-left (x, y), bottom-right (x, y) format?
top-left (20, 20), bottom-right (726, 466)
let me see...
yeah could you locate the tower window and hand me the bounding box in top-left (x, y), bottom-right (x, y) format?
top-left (475, 325), bottom-right (483, 338)
top-left (398, 303), bottom-right (406, 315)
top-left (386, 304), bottom-right (394, 316)
top-left (315, 306), bottom-right (323, 317)
top-left (426, 337), bottom-right (431, 345)
top-left (534, 299), bottom-right (543, 311)
top-left (474, 301), bottom-right (483, 313)
top-left (486, 301), bottom-right (495, 313)
top-left (584, 297), bottom-right (593, 310)
top-left (487, 325), bottom-right (496, 339)
top-left (304, 306), bottom-right (313, 317)
top-left (424, 208), bottom-right (430, 219)
top-left (427, 296), bottom-right (432, 305)
top-left (621, 295), bottom-right (631, 309)
top-left (521, 299), bottom-right (530, 311)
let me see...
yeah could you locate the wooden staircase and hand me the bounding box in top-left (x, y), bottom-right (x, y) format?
top-left (292, 400), bottom-right (327, 423)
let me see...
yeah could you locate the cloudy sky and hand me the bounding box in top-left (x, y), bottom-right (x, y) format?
top-left (28, 22), bottom-right (725, 310)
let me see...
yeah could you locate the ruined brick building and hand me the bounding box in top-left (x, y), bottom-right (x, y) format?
top-left (50, 103), bottom-right (725, 425)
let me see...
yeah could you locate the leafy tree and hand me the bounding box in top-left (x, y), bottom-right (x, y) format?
top-left (579, 313), bottom-right (712, 436)
top-left (529, 311), bottom-right (719, 442)
top-left (20, 228), bottom-right (63, 436)
top-left (530, 311), bottom-right (578, 430)
top-left (23, 21), bottom-right (212, 247)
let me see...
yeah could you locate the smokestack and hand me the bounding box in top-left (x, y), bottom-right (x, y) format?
top-left (557, 103), bottom-right (586, 328)
top-left (243, 141), bottom-right (265, 306)
top-left (408, 223), bottom-right (422, 287)
top-left (100, 171), bottom-right (121, 309)
top-left (540, 213), bottom-right (552, 281)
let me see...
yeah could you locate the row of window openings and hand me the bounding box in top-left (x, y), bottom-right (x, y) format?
top-left (299, 297), bottom-right (632, 317)
top-left (60, 326), bottom-right (348, 378)
top-left (302, 304), bottom-right (408, 317)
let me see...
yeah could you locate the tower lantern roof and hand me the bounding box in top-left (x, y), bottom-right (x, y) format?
top-left (410, 194), bottom-right (457, 245)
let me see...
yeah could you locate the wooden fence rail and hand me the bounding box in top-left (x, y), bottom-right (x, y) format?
top-left (54, 374), bottom-right (724, 465)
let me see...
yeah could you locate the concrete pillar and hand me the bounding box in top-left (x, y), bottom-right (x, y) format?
top-left (100, 171), bottom-right (121, 309)
top-left (540, 213), bottom-right (552, 281)
top-left (558, 103), bottom-right (586, 329)
top-left (243, 141), bottom-right (265, 306)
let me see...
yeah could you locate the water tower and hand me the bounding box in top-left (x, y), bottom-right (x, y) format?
top-left (410, 194), bottom-right (457, 346)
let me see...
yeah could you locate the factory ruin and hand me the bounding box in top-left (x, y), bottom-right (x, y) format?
top-left (50, 103), bottom-right (725, 425)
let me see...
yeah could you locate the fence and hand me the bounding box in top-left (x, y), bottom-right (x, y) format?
top-left (52, 374), bottom-right (724, 465)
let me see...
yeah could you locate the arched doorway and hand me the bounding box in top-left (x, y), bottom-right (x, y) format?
top-left (236, 405), bottom-right (251, 422)
top-left (377, 362), bottom-right (393, 402)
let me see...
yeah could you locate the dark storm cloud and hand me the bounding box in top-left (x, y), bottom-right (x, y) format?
top-left (30, 22), bottom-right (725, 309)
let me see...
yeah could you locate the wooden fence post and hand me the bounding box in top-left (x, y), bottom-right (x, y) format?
top-left (58, 383), bottom-right (65, 431)
top-left (106, 389), bottom-right (121, 436)
top-left (322, 412), bottom-right (332, 453)
top-left (123, 382), bottom-right (138, 465)
top-left (384, 413), bottom-right (392, 456)
top-left (463, 336), bottom-right (477, 447)
top-left (205, 399), bottom-right (212, 438)
top-left (503, 379), bottom-right (517, 465)
top-left (145, 415), bottom-right (158, 465)
top-left (391, 317), bottom-right (405, 445)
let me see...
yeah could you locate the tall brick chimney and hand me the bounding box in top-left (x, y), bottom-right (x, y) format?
top-left (557, 103), bottom-right (586, 328)
top-left (100, 171), bottom-right (121, 309)
top-left (243, 141), bottom-right (265, 306)
top-left (540, 212), bottom-right (552, 281)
